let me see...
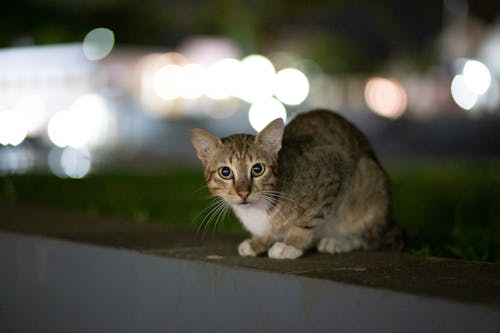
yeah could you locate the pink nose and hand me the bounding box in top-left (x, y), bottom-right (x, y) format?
top-left (238, 191), bottom-right (250, 200)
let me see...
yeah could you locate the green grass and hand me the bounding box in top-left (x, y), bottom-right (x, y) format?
top-left (1, 163), bottom-right (499, 262)
top-left (389, 163), bottom-right (500, 262)
top-left (0, 169), bottom-right (243, 233)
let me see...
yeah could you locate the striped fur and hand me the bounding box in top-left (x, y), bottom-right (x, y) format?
top-left (190, 109), bottom-right (404, 259)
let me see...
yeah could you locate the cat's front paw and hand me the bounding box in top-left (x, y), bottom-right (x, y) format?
top-left (238, 239), bottom-right (257, 257)
top-left (268, 242), bottom-right (303, 259)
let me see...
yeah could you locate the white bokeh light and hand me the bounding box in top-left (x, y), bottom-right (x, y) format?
top-left (274, 68), bottom-right (310, 105)
top-left (61, 147), bottom-right (91, 178)
top-left (83, 28), bottom-right (115, 61)
top-left (236, 55), bottom-right (276, 103)
top-left (462, 59), bottom-right (491, 95)
top-left (15, 95), bottom-right (47, 136)
top-left (205, 58), bottom-right (241, 100)
top-left (72, 93), bottom-right (109, 145)
top-left (0, 146), bottom-right (33, 175)
top-left (47, 94), bottom-right (109, 148)
top-left (48, 147), bottom-right (91, 179)
top-left (177, 64), bottom-right (206, 99)
top-left (248, 98), bottom-right (287, 132)
top-left (479, 26), bottom-right (500, 76)
top-left (153, 64), bottom-right (181, 100)
top-left (47, 110), bottom-right (72, 148)
top-left (0, 109), bottom-right (28, 146)
top-left (451, 74), bottom-right (478, 110)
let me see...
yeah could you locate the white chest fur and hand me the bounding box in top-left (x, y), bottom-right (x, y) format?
top-left (231, 203), bottom-right (270, 237)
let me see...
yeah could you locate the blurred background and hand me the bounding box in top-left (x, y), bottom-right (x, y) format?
top-left (0, 0), bottom-right (499, 260)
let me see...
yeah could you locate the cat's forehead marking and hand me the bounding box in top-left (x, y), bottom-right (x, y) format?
top-left (221, 134), bottom-right (254, 149)
top-left (220, 134), bottom-right (256, 162)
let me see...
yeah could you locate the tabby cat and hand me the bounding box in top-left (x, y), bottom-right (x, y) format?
top-left (190, 109), bottom-right (404, 259)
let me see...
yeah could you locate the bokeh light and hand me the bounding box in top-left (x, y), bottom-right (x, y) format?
top-left (48, 94), bottom-right (109, 148)
top-left (82, 27), bottom-right (115, 61)
top-left (0, 146), bottom-right (33, 175)
top-left (0, 109), bottom-right (28, 146)
top-left (177, 63), bottom-right (206, 99)
top-left (15, 96), bottom-right (47, 137)
top-left (236, 55), bottom-right (276, 103)
top-left (248, 97), bottom-right (287, 132)
top-left (143, 52), bottom-right (313, 112)
top-left (479, 26), bottom-right (500, 76)
top-left (451, 74), bottom-right (478, 110)
top-left (49, 147), bottom-right (91, 179)
top-left (139, 52), bottom-right (188, 114)
top-left (47, 110), bottom-right (73, 148)
top-left (153, 64), bottom-right (182, 100)
top-left (205, 58), bottom-right (241, 100)
top-left (274, 68), bottom-right (310, 105)
top-left (179, 37), bottom-right (240, 66)
top-left (462, 60), bottom-right (491, 95)
top-left (364, 77), bottom-right (407, 119)
top-left (474, 77), bottom-right (500, 111)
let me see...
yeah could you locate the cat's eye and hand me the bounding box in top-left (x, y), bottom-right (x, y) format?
top-left (218, 166), bottom-right (233, 180)
top-left (251, 163), bottom-right (265, 177)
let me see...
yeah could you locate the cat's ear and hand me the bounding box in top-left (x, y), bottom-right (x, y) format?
top-left (256, 118), bottom-right (285, 154)
top-left (190, 128), bottom-right (221, 164)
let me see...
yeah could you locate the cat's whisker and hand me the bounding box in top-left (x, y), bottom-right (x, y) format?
top-left (261, 189), bottom-right (293, 198)
top-left (203, 193), bottom-right (219, 200)
top-left (260, 191), bottom-right (298, 210)
top-left (193, 196), bottom-right (223, 224)
top-left (202, 198), bottom-right (231, 238)
top-left (259, 195), bottom-right (289, 222)
top-left (259, 196), bottom-right (275, 213)
top-left (263, 195), bottom-right (295, 208)
top-left (260, 194), bottom-right (296, 224)
top-left (268, 198), bottom-right (286, 220)
top-left (192, 183), bottom-right (210, 193)
top-left (199, 208), bottom-right (222, 238)
top-left (202, 206), bottom-right (221, 236)
top-left (212, 203), bottom-right (230, 237)
top-left (196, 198), bottom-right (226, 237)
top-left (260, 193), bottom-right (279, 206)
top-left (262, 190), bottom-right (298, 203)
top-left (215, 203), bottom-right (231, 235)
top-left (204, 200), bottom-right (226, 229)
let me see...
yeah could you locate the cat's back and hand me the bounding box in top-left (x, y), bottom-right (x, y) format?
top-left (281, 109), bottom-right (374, 159)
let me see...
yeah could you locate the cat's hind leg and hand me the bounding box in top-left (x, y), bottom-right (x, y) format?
top-left (317, 235), bottom-right (364, 254)
top-left (268, 242), bottom-right (303, 259)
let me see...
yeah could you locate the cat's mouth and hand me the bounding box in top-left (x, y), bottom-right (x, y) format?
top-left (231, 195), bottom-right (258, 206)
top-left (235, 198), bottom-right (254, 206)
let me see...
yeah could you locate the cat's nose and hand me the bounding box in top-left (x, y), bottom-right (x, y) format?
top-left (237, 190), bottom-right (250, 200)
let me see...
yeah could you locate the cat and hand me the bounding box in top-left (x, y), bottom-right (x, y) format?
top-left (190, 109), bottom-right (404, 259)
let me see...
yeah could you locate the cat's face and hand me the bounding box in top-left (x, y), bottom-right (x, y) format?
top-left (190, 119), bottom-right (284, 207)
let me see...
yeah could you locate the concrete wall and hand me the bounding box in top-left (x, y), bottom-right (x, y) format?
top-left (1, 231), bottom-right (499, 333)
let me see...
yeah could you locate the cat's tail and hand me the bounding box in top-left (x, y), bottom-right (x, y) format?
top-left (380, 223), bottom-right (406, 251)
top-left (363, 220), bottom-right (405, 251)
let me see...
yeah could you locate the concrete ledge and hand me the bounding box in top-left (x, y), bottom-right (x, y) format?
top-left (1, 206), bottom-right (500, 332)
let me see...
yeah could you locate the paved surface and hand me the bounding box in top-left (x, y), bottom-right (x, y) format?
top-left (1, 205), bottom-right (500, 309)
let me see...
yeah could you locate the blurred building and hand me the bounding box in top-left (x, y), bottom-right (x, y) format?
top-left (1, 20), bottom-right (500, 177)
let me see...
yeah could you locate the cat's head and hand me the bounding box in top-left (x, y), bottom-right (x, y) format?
top-left (190, 119), bottom-right (284, 206)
